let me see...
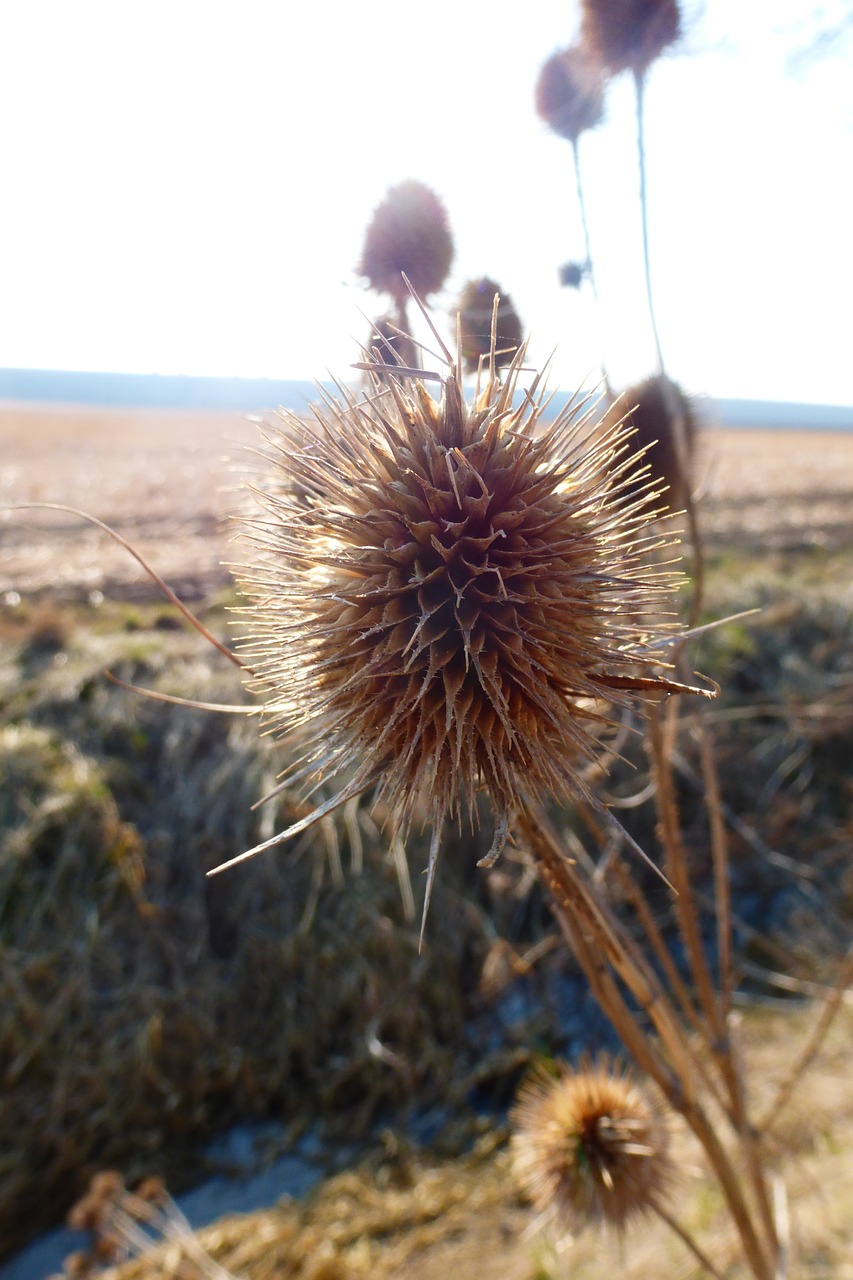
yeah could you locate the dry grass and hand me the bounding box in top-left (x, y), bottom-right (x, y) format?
top-left (49, 1005), bottom-right (853, 1280)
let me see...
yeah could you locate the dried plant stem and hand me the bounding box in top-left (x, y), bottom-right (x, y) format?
top-left (632, 69), bottom-right (704, 624)
top-left (571, 136), bottom-right (610, 395)
top-left (633, 69), bottom-right (664, 380)
top-left (697, 716), bottom-right (734, 1018)
top-left (647, 704), bottom-right (724, 1037)
top-left (648, 701), bottom-right (778, 1261)
top-left (649, 1194), bottom-right (727, 1280)
top-left (516, 799), bottom-right (775, 1279)
top-left (609, 857), bottom-right (734, 1122)
top-left (759, 941), bottom-right (853, 1135)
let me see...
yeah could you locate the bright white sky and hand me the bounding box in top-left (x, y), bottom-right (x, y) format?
top-left (1, 1), bottom-right (850, 404)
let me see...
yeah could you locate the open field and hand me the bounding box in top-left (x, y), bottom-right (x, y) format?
top-left (1, 402), bottom-right (852, 1278)
top-left (2, 403), bottom-right (853, 599)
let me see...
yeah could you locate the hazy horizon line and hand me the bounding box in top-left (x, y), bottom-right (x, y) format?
top-left (1, 366), bottom-right (852, 431)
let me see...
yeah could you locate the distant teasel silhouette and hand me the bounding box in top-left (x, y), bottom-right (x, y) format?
top-left (535, 46), bottom-right (609, 391)
top-left (580, 0), bottom-right (681, 77)
top-left (456, 277), bottom-right (524, 374)
top-left (580, 1), bottom-right (682, 386)
top-left (534, 46), bottom-right (605, 143)
top-left (603, 374), bottom-right (696, 515)
top-left (511, 1056), bottom-right (673, 1232)
top-left (358, 180), bottom-right (454, 361)
top-left (558, 260), bottom-right (586, 289)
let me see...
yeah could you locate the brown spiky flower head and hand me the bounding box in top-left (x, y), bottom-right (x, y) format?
top-left (602, 374), bottom-right (696, 514)
top-left (230, 346), bottom-right (696, 913)
top-left (535, 46), bottom-right (605, 143)
top-left (511, 1057), bottom-right (673, 1232)
top-left (358, 180), bottom-right (454, 307)
top-left (456, 277), bottom-right (524, 374)
top-left (581, 0), bottom-right (681, 77)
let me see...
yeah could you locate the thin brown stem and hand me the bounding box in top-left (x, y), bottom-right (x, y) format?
top-left (697, 717), bottom-right (733, 1019)
top-left (633, 68), bottom-right (665, 378)
top-left (517, 798), bottom-right (775, 1279)
top-left (571, 136), bottom-right (610, 396)
top-left (649, 1195), bottom-right (727, 1280)
top-left (649, 702), bottom-right (779, 1260)
top-left (647, 703), bottom-right (723, 1038)
top-left (759, 942), bottom-right (853, 1135)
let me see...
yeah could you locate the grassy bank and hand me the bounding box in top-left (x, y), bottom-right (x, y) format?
top-left (1, 536), bottom-right (852, 1270)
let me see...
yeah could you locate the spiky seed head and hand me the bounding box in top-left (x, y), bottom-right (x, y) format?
top-left (603, 374), bottom-right (697, 514)
top-left (358, 180), bottom-right (454, 304)
top-left (233, 346), bottom-right (691, 886)
top-left (535, 46), bottom-right (605, 143)
top-left (511, 1057), bottom-right (673, 1231)
top-left (456, 277), bottom-right (524, 373)
top-left (581, 0), bottom-right (681, 77)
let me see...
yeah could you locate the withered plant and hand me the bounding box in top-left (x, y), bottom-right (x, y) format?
top-left (535, 44), bottom-right (609, 391)
top-left (22, 323), bottom-right (850, 1280)
top-left (455, 277), bottom-right (524, 375)
top-left (215, 328), bottom-right (703, 927)
top-left (602, 373), bottom-right (705, 625)
top-left (579, 0), bottom-right (680, 380)
top-left (358, 179), bottom-right (454, 370)
top-left (212, 327), bottom-right (849, 1276)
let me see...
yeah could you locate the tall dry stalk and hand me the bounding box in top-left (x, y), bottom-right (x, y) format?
top-left (535, 46), bottom-right (610, 393)
top-left (577, 0), bottom-right (704, 623)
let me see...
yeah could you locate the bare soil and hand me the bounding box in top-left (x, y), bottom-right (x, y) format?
top-left (1, 403), bottom-right (852, 600)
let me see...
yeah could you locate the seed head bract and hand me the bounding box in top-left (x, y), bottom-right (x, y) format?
top-left (222, 342), bottom-right (707, 926)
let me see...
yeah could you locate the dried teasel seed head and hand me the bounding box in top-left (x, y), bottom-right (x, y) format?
top-left (535, 46), bottom-right (605, 143)
top-left (581, 0), bottom-right (681, 77)
top-left (602, 374), bottom-right (697, 514)
top-left (229, 339), bottom-right (704, 913)
top-left (358, 180), bottom-right (454, 305)
top-left (456, 277), bottom-right (524, 374)
top-left (511, 1057), bottom-right (673, 1231)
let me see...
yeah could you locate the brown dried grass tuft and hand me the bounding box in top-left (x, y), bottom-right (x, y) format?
top-left (0, 638), bottom-right (510, 1259)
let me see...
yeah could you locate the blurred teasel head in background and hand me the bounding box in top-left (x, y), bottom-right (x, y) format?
top-left (580, 0), bottom-right (681, 77)
top-left (357, 179), bottom-right (454, 307)
top-left (455, 277), bottom-right (524, 374)
top-left (511, 1056), bottom-right (673, 1232)
top-left (602, 373), bottom-right (697, 515)
top-left (534, 45), bottom-right (606, 143)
